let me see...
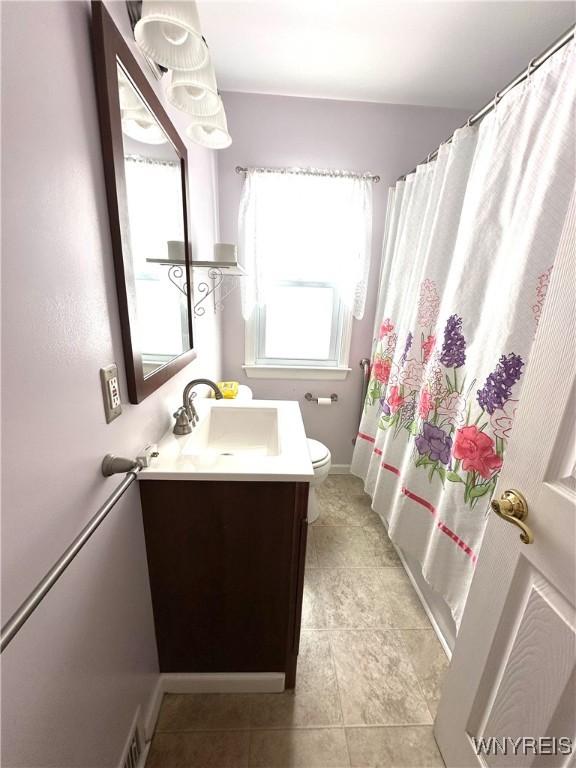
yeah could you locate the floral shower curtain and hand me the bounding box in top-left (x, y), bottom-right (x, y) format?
top-left (352, 42), bottom-right (575, 628)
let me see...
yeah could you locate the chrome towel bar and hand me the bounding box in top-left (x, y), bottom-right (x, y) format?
top-left (359, 358), bottom-right (371, 404)
top-left (353, 358), bottom-right (372, 445)
top-left (0, 459), bottom-right (142, 654)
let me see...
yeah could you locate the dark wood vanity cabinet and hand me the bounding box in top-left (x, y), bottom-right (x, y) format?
top-left (139, 480), bottom-right (309, 688)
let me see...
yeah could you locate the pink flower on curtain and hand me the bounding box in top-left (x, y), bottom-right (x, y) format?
top-left (373, 357), bottom-right (392, 384)
top-left (437, 391), bottom-right (466, 426)
top-left (422, 334), bottom-right (436, 362)
top-left (418, 389), bottom-right (433, 419)
top-left (416, 279), bottom-right (440, 328)
top-left (453, 426), bottom-right (503, 479)
top-left (379, 319), bottom-right (395, 339)
top-left (386, 332), bottom-right (398, 355)
top-left (388, 386), bottom-right (405, 413)
top-left (426, 354), bottom-right (446, 398)
top-left (490, 399), bottom-right (518, 440)
top-left (400, 359), bottom-right (425, 390)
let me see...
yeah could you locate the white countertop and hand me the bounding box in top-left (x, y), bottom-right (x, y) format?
top-left (139, 399), bottom-right (314, 482)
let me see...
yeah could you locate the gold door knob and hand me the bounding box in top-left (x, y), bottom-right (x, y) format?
top-left (491, 489), bottom-right (534, 544)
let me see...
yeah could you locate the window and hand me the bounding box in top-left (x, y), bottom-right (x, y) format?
top-left (240, 169), bottom-right (373, 379)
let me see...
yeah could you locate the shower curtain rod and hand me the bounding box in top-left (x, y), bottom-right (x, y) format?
top-left (235, 165), bottom-right (380, 182)
top-left (397, 23), bottom-right (575, 182)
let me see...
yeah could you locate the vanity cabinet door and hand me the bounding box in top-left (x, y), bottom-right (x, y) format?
top-left (140, 480), bottom-right (309, 687)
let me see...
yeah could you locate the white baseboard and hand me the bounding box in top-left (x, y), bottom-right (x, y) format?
top-left (144, 677), bottom-right (164, 743)
top-left (118, 705), bottom-right (147, 768)
top-left (329, 464), bottom-right (351, 474)
top-left (143, 672), bottom-right (285, 741)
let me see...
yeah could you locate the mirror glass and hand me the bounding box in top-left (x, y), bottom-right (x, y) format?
top-left (117, 63), bottom-right (190, 379)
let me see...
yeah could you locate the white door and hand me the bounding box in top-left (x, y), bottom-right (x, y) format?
top-left (434, 192), bottom-right (576, 767)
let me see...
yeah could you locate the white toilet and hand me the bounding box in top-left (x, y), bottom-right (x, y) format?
top-left (306, 438), bottom-right (332, 523)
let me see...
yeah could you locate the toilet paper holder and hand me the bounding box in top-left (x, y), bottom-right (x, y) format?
top-left (305, 392), bottom-right (338, 404)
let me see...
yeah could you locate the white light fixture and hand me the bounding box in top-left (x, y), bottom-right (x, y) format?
top-left (134, 1), bottom-right (207, 71)
top-left (186, 100), bottom-right (232, 149)
top-left (118, 78), bottom-right (142, 111)
top-left (166, 60), bottom-right (220, 116)
top-left (121, 107), bottom-right (168, 144)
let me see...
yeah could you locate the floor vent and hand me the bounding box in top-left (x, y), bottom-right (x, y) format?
top-left (122, 726), bottom-right (142, 768)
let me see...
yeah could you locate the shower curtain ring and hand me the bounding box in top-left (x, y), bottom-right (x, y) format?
top-left (493, 90), bottom-right (502, 109)
top-left (466, 116), bottom-right (473, 127)
top-left (526, 57), bottom-right (538, 81)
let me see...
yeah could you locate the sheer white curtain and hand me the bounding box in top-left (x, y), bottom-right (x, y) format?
top-left (239, 170), bottom-right (373, 319)
top-left (123, 157), bottom-right (184, 272)
top-left (353, 43), bottom-right (575, 627)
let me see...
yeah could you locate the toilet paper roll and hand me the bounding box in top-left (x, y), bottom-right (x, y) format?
top-left (317, 397), bottom-right (333, 406)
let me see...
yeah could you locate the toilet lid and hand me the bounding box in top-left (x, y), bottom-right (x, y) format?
top-left (307, 438), bottom-right (330, 466)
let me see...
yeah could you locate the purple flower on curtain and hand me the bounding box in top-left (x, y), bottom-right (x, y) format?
top-left (415, 422), bottom-right (452, 465)
top-left (400, 332), bottom-right (413, 365)
top-left (439, 315), bottom-right (466, 368)
top-left (477, 353), bottom-right (524, 415)
top-left (380, 398), bottom-right (391, 416)
top-left (401, 400), bottom-right (416, 421)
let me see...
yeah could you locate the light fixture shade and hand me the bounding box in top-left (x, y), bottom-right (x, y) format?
top-left (118, 74), bottom-right (142, 111)
top-left (121, 108), bottom-right (168, 144)
top-left (166, 62), bottom-right (220, 116)
top-left (186, 101), bottom-right (232, 149)
top-left (134, 1), bottom-right (207, 71)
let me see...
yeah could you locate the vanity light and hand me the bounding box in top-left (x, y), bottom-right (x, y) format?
top-left (134, 0), bottom-right (207, 71)
top-left (166, 59), bottom-right (220, 117)
top-left (121, 108), bottom-right (168, 144)
top-left (186, 100), bottom-right (232, 149)
top-left (118, 79), bottom-right (142, 111)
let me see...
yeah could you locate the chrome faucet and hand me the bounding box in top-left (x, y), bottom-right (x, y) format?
top-left (173, 378), bottom-right (224, 435)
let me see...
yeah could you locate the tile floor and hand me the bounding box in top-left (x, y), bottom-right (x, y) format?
top-left (146, 475), bottom-right (449, 768)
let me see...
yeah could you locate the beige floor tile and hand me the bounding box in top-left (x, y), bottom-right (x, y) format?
top-left (302, 568), bottom-right (429, 630)
top-left (312, 526), bottom-right (401, 568)
top-left (146, 730), bottom-right (249, 767)
top-left (250, 631), bottom-right (342, 728)
top-left (314, 476), bottom-right (379, 527)
top-left (396, 631), bottom-right (449, 718)
top-left (249, 728), bottom-right (350, 767)
top-left (156, 693), bottom-right (252, 732)
top-left (306, 528), bottom-right (319, 568)
top-left (329, 630), bottom-right (432, 726)
top-left (346, 726), bottom-right (444, 767)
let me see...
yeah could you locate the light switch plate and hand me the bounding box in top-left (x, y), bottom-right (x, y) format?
top-left (100, 364), bottom-right (122, 423)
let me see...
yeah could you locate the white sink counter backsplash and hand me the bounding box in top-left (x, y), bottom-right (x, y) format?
top-left (139, 399), bottom-right (314, 482)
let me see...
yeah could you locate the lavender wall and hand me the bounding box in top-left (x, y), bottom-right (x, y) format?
top-left (1, 2), bottom-right (220, 765)
top-left (218, 92), bottom-right (469, 464)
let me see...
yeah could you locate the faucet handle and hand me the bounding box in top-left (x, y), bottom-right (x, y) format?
top-left (185, 391), bottom-right (199, 425)
top-left (173, 406), bottom-right (192, 435)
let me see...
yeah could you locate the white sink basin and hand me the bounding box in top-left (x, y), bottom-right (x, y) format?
top-left (140, 399), bottom-right (313, 482)
top-left (205, 405), bottom-right (279, 457)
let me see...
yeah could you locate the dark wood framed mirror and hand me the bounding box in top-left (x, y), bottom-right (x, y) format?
top-left (92, 1), bottom-right (196, 403)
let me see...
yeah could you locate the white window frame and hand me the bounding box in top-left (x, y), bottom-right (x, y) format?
top-left (244, 279), bottom-right (353, 380)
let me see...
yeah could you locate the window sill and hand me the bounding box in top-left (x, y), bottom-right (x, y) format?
top-left (243, 365), bottom-right (351, 381)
